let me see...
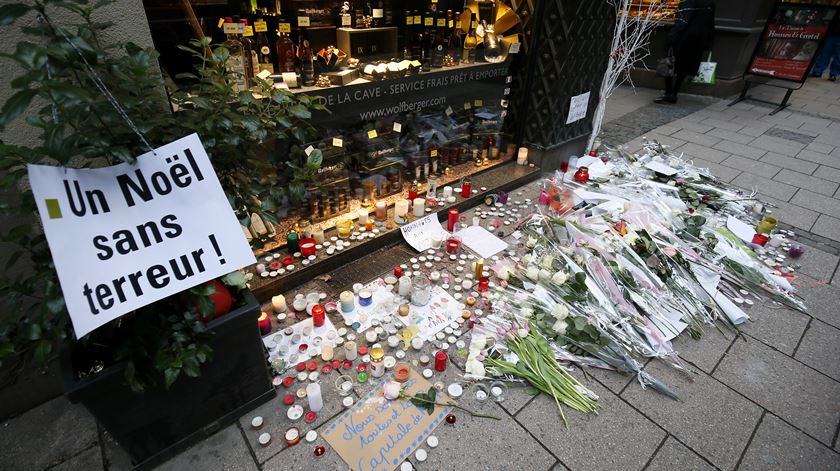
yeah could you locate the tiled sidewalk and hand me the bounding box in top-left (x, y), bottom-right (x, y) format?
top-left (2, 86), bottom-right (840, 470)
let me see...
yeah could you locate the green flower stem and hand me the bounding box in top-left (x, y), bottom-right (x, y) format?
top-left (403, 394), bottom-right (501, 420)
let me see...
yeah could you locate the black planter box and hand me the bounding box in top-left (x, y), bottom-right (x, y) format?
top-left (61, 290), bottom-right (276, 469)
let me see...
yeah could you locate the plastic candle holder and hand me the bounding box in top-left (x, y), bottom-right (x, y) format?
top-left (446, 235), bottom-right (462, 255)
top-left (299, 238), bottom-right (317, 257)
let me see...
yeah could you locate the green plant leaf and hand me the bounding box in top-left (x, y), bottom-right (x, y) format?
top-left (164, 367), bottom-right (180, 389)
top-left (0, 89), bottom-right (36, 126)
top-left (24, 323), bottom-right (42, 341)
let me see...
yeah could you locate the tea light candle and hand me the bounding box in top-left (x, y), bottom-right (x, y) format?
top-left (429, 271), bottom-right (441, 282)
top-left (398, 275), bottom-right (412, 296)
top-left (272, 295), bottom-right (287, 313)
top-left (292, 297), bottom-right (307, 312)
top-left (344, 341), bottom-right (358, 360)
top-left (306, 383), bottom-right (323, 412)
top-left (251, 416), bottom-right (264, 429)
top-left (365, 329), bottom-right (378, 344)
top-left (375, 201), bottom-right (387, 220)
top-left (321, 344), bottom-right (334, 362)
top-left (413, 198), bottom-right (426, 217)
top-left (517, 147), bottom-right (528, 165)
top-left (387, 335), bottom-right (400, 348)
top-left (359, 289), bottom-right (373, 307)
top-left (339, 291), bottom-right (355, 313)
top-left (358, 209), bottom-right (369, 224)
top-left (411, 337), bottom-right (424, 350)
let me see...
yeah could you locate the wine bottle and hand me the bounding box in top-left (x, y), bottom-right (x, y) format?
top-left (431, 11), bottom-right (446, 68)
top-left (421, 10), bottom-right (433, 71)
top-left (403, 10), bottom-right (414, 59)
top-left (411, 10), bottom-right (423, 61)
top-left (275, 26), bottom-right (296, 73)
top-left (223, 17), bottom-right (249, 92)
top-left (239, 18), bottom-right (258, 80)
top-left (254, 18), bottom-right (274, 74)
top-left (462, 12), bottom-right (478, 64)
top-left (446, 10), bottom-right (461, 66)
top-left (372, 0), bottom-right (384, 27)
top-left (298, 26), bottom-right (315, 86)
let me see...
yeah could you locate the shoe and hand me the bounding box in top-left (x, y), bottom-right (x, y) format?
top-left (811, 72), bottom-right (822, 77)
top-left (830, 76), bottom-right (837, 82)
top-left (654, 95), bottom-right (677, 104)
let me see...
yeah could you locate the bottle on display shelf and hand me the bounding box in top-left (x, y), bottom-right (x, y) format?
top-left (383, 0), bottom-right (393, 26)
top-left (481, 19), bottom-right (506, 63)
top-left (254, 18), bottom-right (274, 75)
top-left (462, 12), bottom-right (478, 64)
top-left (430, 11), bottom-right (446, 68)
top-left (372, 0), bottom-right (384, 27)
top-left (275, 25), bottom-right (296, 73)
top-left (297, 26), bottom-right (315, 86)
top-left (222, 17), bottom-right (250, 92)
top-left (403, 10), bottom-right (414, 59)
top-left (448, 10), bottom-right (462, 66)
top-left (421, 10), bottom-right (433, 71)
top-left (239, 19), bottom-right (258, 80)
top-left (339, 2), bottom-right (353, 27)
top-left (411, 10), bottom-right (423, 61)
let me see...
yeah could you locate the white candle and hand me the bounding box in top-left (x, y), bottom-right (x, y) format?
top-left (306, 383), bottom-right (323, 412)
top-left (387, 335), bottom-right (400, 348)
top-left (442, 186), bottom-right (453, 198)
top-left (517, 147), bottom-right (528, 165)
top-left (358, 209), bottom-right (369, 224)
top-left (413, 198), bottom-right (425, 217)
top-left (411, 337), bottom-right (424, 350)
top-left (271, 295), bottom-right (287, 313)
top-left (398, 275), bottom-right (412, 296)
top-left (339, 290), bottom-right (355, 313)
top-left (321, 344), bottom-right (334, 361)
top-left (344, 341), bottom-right (358, 360)
top-left (292, 297), bottom-right (307, 311)
top-left (365, 329), bottom-right (377, 344)
top-left (312, 227), bottom-right (325, 244)
top-left (394, 199), bottom-right (410, 224)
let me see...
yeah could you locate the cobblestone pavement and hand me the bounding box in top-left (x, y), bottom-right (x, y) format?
top-left (2, 82), bottom-right (840, 471)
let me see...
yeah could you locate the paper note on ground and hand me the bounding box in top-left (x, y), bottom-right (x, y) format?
top-left (322, 369), bottom-right (451, 471)
top-left (400, 214), bottom-right (446, 252)
top-left (262, 316), bottom-right (337, 365)
top-left (644, 161), bottom-right (678, 176)
top-left (726, 215), bottom-right (756, 244)
top-left (456, 225), bottom-right (508, 258)
top-left (397, 286), bottom-right (462, 341)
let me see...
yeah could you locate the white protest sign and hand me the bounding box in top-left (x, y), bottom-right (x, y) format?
top-left (400, 214), bottom-right (446, 252)
top-left (566, 91), bottom-right (591, 124)
top-left (28, 133), bottom-right (256, 338)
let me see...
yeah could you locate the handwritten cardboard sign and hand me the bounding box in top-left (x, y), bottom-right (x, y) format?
top-left (323, 369), bottom-right (451, 471)
top-left (400, 214), bottom-right (446, 252)
top-left (27, 134), bottom-right (255, 337)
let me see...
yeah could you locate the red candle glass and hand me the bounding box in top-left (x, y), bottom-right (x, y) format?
top-left (311, 304), bottom-right (325, 327)
top-left (299, 238), bottom-right (317, 257)
top-left (478, 277), bottom-right (490, 292)
top-left (258, 311), bottom-right (271, 335)
top-left (752, 233), bottom-right (769, 246)
top-left (445, 235), bottom-right (462, 255)
top-left (574, 167), bottom-right (590, 183)
top-left (447, 208), bottom-right (460, 232)
top-left (394, 266), bottom-right (403, 278)
top-left (408, 187), bottom-right (418, 201)
top-left (560, 160), bottom-right (570, 173)
top-left (461, 179), bottom-right (472, 197)
top-left (434, 351), bottom-right (448, 372)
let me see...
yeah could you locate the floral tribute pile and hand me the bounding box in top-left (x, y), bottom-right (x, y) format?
top-left (466, 139), bottom-right (808, 425)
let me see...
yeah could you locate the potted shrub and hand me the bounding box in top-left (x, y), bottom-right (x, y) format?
top-left (0, 0), bottom-right (325, 466)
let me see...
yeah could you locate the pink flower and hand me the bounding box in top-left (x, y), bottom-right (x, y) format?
top-left (382, 381), bottom-right (402, 400)
top-left (676, 178), bottom-right (685, 186)
top-left (663, 246), bottom-right (677, 257)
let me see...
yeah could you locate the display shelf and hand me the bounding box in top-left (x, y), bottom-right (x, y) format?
top-left (247, 161), bottom-right (540, 301)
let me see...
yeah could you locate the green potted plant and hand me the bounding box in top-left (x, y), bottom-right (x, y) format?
top-left (0, 0), bottom-right (325, 466)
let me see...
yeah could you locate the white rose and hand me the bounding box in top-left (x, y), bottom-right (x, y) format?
top-left (526, 236), bottom-right (538, 248)
top-left (521, 307), bottom-right (534, 318)
top-left (538, 269), bottom-right (552, 282)
top-left (540, 255), bottom-right (555, 270)
top-left (496, 266), bottom-right (510, 280)
top-left (551, 304), bottom-right (569, 320)
top-left (526, 265), bottom-right (540, 281)
top-left (522, 254), bottom-right (532, 265)
top-left (552, 319), bottom-right (568, 335)
top-left (382, 381), bottom-right (402, 400)
top-left (551, 271), bottom-right (569, 285)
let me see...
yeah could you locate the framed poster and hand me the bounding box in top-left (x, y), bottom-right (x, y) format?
top-left (747, 1), bottom-right (838, 83)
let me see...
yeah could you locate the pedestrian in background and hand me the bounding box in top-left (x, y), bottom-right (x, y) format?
top-left (655, 0), bottom-right (716, 104)
top-left (812, 19), bottom-right (840, 82)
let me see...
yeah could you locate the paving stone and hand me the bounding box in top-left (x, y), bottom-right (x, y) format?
top-left (731, 172), bottom-right (796, 201)
top-left (794, 320), bottom-right (840, 382)
top-left (552, 461), bottom-right (571, 470)
top-left (821, 165), bottom-right (840, 184)
top-left (795, 245), bottom-right (840, 281)
top-left (811, 214), bottom-right (840, 242)
top-left (757, 195), bottom-right (819, 231)
top-left (741, 300), bottom-right (810, 356)
top-left (518, 380), bottom-right (664, 471)
top-left (621, 361), bottom-right (762, 471)
top-left (673, 142), bottom-right (731, 163)
top-left (651, 124), bottom-right (681, 136)
top-left (760, 152), bottom-right (820, 174)
top-left (644, 132), bottom-right (687, 151)
top-left (238, 373), bottom-right (358, 464)
top-left (156, 425), bottom-right (256, 471)
top-left (581, 364), bottom-right (635, 395)
top-left (263, 431), bottom-right (347, 471)
top-left (774, 169), bottom-right (839, 196)
top-left (702, 117), bottom-right (744, 131)
top-left (672, 119), bottom-right (715, 134)
top-left (645, 436), bottom-right (716, 471)
top-left (0, 396), bottom-right (98, 471)
top-left (740, 124), bottom-right (775, 137)
top-left (761, 129), bottom-right (814, 147)
top-left (724, 154), bottom-right (782, 178)
top-left (738, 413), bottom-right (840, 471)
top-left (672, 129), bottom-right (721, 147)
top-left (51, 446), bottom-right (103, 471)
top-left (791, 190), bottom-right (840, 219)
top-left (713, 339), bottom-right (840, 445)
top-left (806, 142), bottom-right (835, 154)
top-left (794, 274), bottom-right (840, 328)
top-left (706, 127), bottom-right (754, 145)
top-left (687, 157), bottom-right (741, 183)
top-left (671, 323), bottom-right (736, 374)
top-left (714, 140), bottom-right (767, 160)
top-left (800, 149), bottom-right (840, 170)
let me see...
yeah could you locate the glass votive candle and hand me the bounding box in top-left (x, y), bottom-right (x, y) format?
top-left (336, 220), bottom-right (352, 238)
top-left (375, 201), bottom-right (387, 220)
top-left (413, 198), bottom-right (426, 217)
top-left (478, 276), bottom-right (490, 292)
top-left (335, 375), bottom-right (354, 396)
top-left (299, 238), bottom-right (317, 257)
top-left (446, 235), bottom-right (462, 255)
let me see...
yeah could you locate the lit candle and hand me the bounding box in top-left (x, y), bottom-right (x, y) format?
top-left (375, 201), bottom-right (387, 220)
top-left (517, 147), bottom-right (528, 165)
top-left (258, 311), bottom-right (271, 335)
top-left (358, 209), bottom-right (369, 224)
top-left (321, 344), bottom-right (334, 362)
top-left (339, 291), bottom-right (355, 313)
top-left (271, 295), bottom-right (287, 313)
top-left (299, 238), bottom-right (317, 257)
top-left (413, 198), bottom-right (426, 217)
top-left (398, 275), bottom-right (412, 297)
top-left (306, 383), bottom-right (323, 412)
top-left (311, 304), bottom-right (325, 328)
top-left (447, 208), bottom-right (459, 232)
top-left (394, 199), bottom-right (410, 224)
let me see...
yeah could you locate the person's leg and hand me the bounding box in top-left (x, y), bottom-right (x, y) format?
top-left (813, 36), bottom-right (833, 76)
top-left (672, 72), bottom-right (687, 98)
top-left (827, 36), bottom-right (840, 79)
top-left (655, 77), bottom-right (677, 103)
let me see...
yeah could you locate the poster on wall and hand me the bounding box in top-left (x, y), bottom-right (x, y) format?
top-left (27, 134), bottom-right (257, 338)
top-left (747, 2), bottom-right (838, 82)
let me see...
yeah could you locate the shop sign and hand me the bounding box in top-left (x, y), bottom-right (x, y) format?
top-left (747, 3), bottom-right (838, 82)
top-left (27, 134), bottom-right (256, 337)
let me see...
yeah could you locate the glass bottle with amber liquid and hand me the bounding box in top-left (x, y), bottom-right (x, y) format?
top-left (462, 12), bottom-right (478, 64)
top-left (447, 10), bottom-right (462, 66)
top-left (297, 26), bottom-right (315, 86)
top-left (239, 19), bottom-right (258, 80)
top-left (275, 25), bottom-right (296, 73)
top-left (254, 18), bottom-right (274, 75)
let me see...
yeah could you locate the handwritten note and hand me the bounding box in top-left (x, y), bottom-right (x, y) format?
top-left (400, 214), bottom-right (446, 252)
top-left (323, 370), bottom-right (451, 471)
top-left (396, 286), bottom-right (462, 341)
top-left (566, 91), bottom-right (591, 124)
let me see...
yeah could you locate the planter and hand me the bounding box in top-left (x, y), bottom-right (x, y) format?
top-left (61, 290), bottom-right (275, 469)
